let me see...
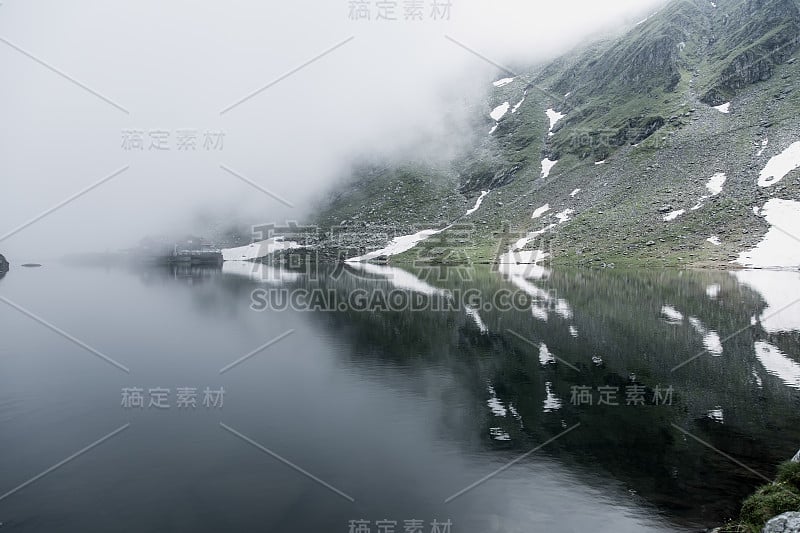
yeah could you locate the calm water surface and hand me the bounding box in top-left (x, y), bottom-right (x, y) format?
top-left (0, 262), bottom-right (799, 532)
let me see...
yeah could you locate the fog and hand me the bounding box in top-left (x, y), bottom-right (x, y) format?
top-left (0, 0), bottom-right (666, 259)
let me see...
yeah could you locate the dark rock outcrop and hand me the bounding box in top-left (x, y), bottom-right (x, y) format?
top-left (700, 0), bottom-right (800, 104)
top-left (0, 254), bottom-right (8, 277)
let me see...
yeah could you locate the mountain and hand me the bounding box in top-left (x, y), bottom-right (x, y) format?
top-left (312, 0), bottom-right (800, 269)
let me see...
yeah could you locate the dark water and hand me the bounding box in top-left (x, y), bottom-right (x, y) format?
top-left (1, 261), bottom-right (799, 532)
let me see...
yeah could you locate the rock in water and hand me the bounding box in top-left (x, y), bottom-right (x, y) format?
top-left (0, 254), bottom-right (8, 275)
top-left (763, 512), bottom-right (800, 533)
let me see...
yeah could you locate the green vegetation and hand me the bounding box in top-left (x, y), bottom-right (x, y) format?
top-left (740, 484), bottom-right (800, 531)
top-left (777, 461), bottom-right (800, 492)
top-left (719, 461), bottom-right (800, 532)
top-left (311, 0), bottom-right (800, 269)
top-left (314, 164), bottom-right (465, 232)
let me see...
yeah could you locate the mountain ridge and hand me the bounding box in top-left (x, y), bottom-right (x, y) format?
top-left (310, 0), bottom-right (800, 270)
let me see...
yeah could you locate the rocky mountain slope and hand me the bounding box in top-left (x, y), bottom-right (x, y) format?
top-left (312, 0), bottom-right (800, 269)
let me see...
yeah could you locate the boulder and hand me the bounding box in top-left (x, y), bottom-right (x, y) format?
top-left (0, 254), bottom-right (8, 274)
top-left (763, 512), bottom-right (800, 533)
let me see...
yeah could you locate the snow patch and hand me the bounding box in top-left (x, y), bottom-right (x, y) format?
top-left (706, 172), bottom-right (727, 195)
top-left (570, 188), bottom-right (581, 197)
top-left (492, 77), bottom-right (515, 88)
top-left (466, 190), bottom-right (489, 216)
top-left (488, 123), bottom-right (498, 135)
top-left (663, 209), bottom-right (685, 221)
top-left (713, 102), bottom-right (730, 113)
top-left (491, 102), bottom-right (510, 121)
top-left (531, 204), bottom-right (551, 219)
top-left (758, 141), bottom-right (800, 187)
top-left (222, 238), bottom-right (302, 261)
top-left (507, 217), bottom-right (555, 261)
top-left (511, 225), bottom-right (553, 253)
top-left (757, 137), bottom-right (768, 157)
top-left (569, 325), bottom-right (578, 338)
top-left (555, 209), bottom-right (574, 223)
top-left (691, 173), bottom-right (727, 211)
top-left (545, 108), bottom-right (564, 133)
top-left (706, 236), bottom-right (721, 246)
top-left (594, 160), bottom-right (606, 165)
top-left (513, 250), bottom-right (550, 265)
top-left (500, 243), bottom-right (551, 266)
top-left (346, 228), bottom-right (442, 263)
top-left (735, 199), bottom-right (800, 268)
top-left (636, 10), bottom-right (660, 24)
top-left (511, 97), bottom-right (525, 113)
top-left (706, 408), bottom-right (724, 423)
top-left (541, 158), bottom-right (557, 178)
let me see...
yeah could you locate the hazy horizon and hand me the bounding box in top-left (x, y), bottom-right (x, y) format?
top-left (0, 0), bottom-right (667, 259)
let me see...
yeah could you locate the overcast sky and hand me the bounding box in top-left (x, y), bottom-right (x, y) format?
top-left (0, 0), bottom-right (666, 258)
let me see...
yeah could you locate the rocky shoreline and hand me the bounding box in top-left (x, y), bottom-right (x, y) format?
top-left (712, 452), bottom-right (800, 532)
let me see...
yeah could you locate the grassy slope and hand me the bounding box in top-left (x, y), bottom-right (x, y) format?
top-left (313, 0), bottom-right (800, 268)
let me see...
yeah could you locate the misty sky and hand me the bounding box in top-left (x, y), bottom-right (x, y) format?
top-left (0, 0), bottom-right (666, 258)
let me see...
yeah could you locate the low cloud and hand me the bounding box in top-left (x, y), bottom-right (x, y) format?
top-left (0, 0), bottom-right (666, 257)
